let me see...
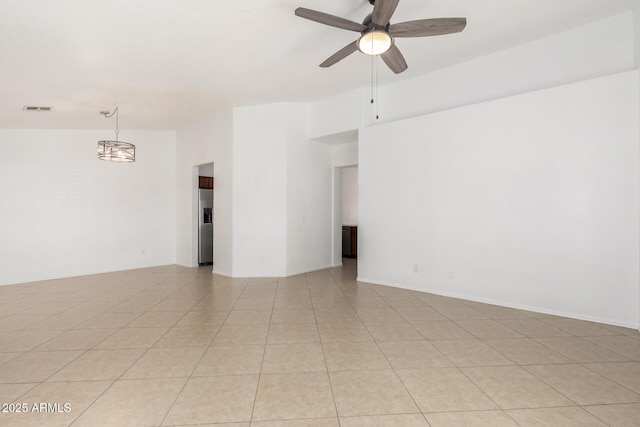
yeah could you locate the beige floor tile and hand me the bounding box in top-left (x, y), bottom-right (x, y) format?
top-left (323, 341), bottom-right (390, 371)
top-left (534, 337), bottom-right (629, 363)
top-left (0, 330), bottom-right (64, 352)
top-left (382, 296), bottom-right (426, 308)
top-left (379, 340), bottom-right (453, 369)
top-left (497, 319), bottom-right (572, 337)
top-left (585, 361), bottom-right (640, 394)
top-left (275, 288), bottom-right (310, 298)
top-left (396, 368), bottom-right (497, 412)
top-left (312, 296), bottom-right (351, 309)
top-left (94, 327), bottom-right (168, 349)
top-left (318, 323), bottom-right (374, 343)
top-left (0, 315), bottom-right (50, 331)
top-left (224, 310), bottom-right (272, 325)
top-left (355, 308), bottom-right (404, 323)
top-left (413, 293), bottom-right (467, 307)
top-left (330, 370), bottom-right (419, 417)
top-left (365, 322), bottom-right (424, 341)
top-left (462, 366), bottom-right (573, 409)
top-left (77, 311), bottom-right (142, 328)
top-left (270, 309), bottom-right (316, 324)
top-left (0, 352), bottom-right (22, 366)
top-left (126, 311), bottom-right (186, 327)
top-left (435, 306), bottom-right (490, 320)
top-left (253, 372), bottom-right (336, 421)
top-left (424, 410), bottom-right (518, 427)
top-left (433, 339), bottom-right (515, 367)
top-left (212, 324), bottom-right (269, 345)
top-left (252, 419), bottom-right (338, 427)
top-left (314, 308), bottom-right (361, 324)
top-left (241, 289), bottom-right (276, 299)
top-left (525, 364), bottom-right (640, 405)
top-left (122, 347), bottom-right (205, 379)
top-left (484, 338), bottom-right (572, 365)
top-left (47, 349), bottom-right (144, 381)
top-left (541, 318), bottom-right (619, 336)
top-left (0, 381), bottom-right (112, 427)
top-left (34, 328), bottom-right (117, 351)
top-left (348, 296), bottom-right (391, 308)
top-left (262, 343), bottom-right (326, 373)
top-left (0, 351), bottom-right (83, 383)
top-left (164, 376), bottom-right (257, 425)
top-left (370, 285), bottom-right (412, 298)
top-left (0, 383), bottom-right (37, 403)
top-left (410, 320), bottom-right (474, 340)
top-left (267, 323), bottom-right (320, 344)
top-left (176, 310), bottom-right (229, 326)
top-left (193, 344), bottom-right (264, 376)
top-left (583, 335), bottom-right (640, 360)
top-left (150, 298), bottom-right (199, 312)
top-left (341, 414), bottom-right (429, 426)
top-left (234, 297), bottom-right (275, 310)
top-left (584, 403), bottom-right (640, 427)
top-left (507, 407), bottom-right (607, 426)
top-left (273, 296), bottom-right (312, 309)
top-left (456, 320), bottom-right (523, 339)
top-left (394, 306), bottom-right (447, 321)
top-left (471, 304), bottom-right (536, 320)
top-left (73, 378), bottom-right (186, 427)
top-left (153, 326), bottom-right (218, 348)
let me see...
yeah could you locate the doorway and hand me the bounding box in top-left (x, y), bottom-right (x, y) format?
top-left (197, 162), bottom-right (214, 266)
top-left (332, 165), bottom-right (359, 268)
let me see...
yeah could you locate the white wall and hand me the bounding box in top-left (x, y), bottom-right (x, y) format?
top-left (359, 71), bottom-right (639, 327)
top-left (175, 110), bottom-right (233, 275)
top-left (0, 129), bottom-right (176, 285)
top-left (232, 104), bottom-right (288, 277)
top-left (341, 166), bottom-right (359, 226)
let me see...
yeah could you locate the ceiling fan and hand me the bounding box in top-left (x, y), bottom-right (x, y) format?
top-left (295, 0), bottom-right (466, 74)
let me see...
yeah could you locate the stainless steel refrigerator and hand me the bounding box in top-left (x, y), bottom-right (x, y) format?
top-left (198, 189), bottom-right (213, 265)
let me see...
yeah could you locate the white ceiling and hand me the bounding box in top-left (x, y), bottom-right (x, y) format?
top-left (1, 0), bottom-right (637, 130)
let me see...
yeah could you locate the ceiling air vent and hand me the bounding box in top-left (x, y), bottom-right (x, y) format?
top-left (23, 105), bottom-right (53, 112)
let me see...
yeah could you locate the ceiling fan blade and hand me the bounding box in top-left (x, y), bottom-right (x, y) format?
top-left (295, 7), bottom-right (366, 32)
top-left (380, 45), bottom-right (407, 74)
top-left (320, 41), bottom-right (359, 68)
top-left (389, 17), bottom-right (467, 38)
top-left (372, 0), bottom-right (400, 26)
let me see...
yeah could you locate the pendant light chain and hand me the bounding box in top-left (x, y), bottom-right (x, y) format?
top-left (114, 107), bottom-right (119, 142)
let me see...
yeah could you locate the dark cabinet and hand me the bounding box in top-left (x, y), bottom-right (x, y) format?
top-left (199, 176), bottom-right (214, 189)
top-left (342, 226), bottom-right (357, 258)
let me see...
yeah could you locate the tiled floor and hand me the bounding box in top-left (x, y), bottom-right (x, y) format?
top-left (0, 260), bottom-right (639, 426)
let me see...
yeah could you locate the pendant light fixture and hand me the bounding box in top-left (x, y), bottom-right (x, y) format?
top-left (97, 106), bottom-right (135, 162)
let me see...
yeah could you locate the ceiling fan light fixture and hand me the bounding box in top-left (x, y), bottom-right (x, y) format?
top-left (358, 30), bottom-right (392, 55)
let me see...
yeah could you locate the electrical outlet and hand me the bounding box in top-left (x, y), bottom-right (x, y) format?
top-left (448, 271), bottom-right (454, 279)
top-left (412, 264), bottom-right (418, 273)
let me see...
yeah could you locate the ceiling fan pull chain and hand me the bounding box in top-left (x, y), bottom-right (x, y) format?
top-left (375, 55), bottom-right (380, 120)
top-left (371, 54), bottom-right (375, 104)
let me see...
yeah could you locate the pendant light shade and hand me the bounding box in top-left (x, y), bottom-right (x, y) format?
top-left (97, 106), bottom-right (135, 162)
top-left (97, 140), bottom-right (135, 162)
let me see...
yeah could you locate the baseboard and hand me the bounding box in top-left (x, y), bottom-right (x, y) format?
top-left (357, 276), bottom-right (639, 330)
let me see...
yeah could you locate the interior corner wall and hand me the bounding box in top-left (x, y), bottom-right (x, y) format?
top-left (175, 110), bottom-right (233, 275)
top-left (0, 129), bottom-right (176, 285)
top-left (286, 104), bottom-right (333, 276)
top-left (358, 71), bottom-right (640, 328)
